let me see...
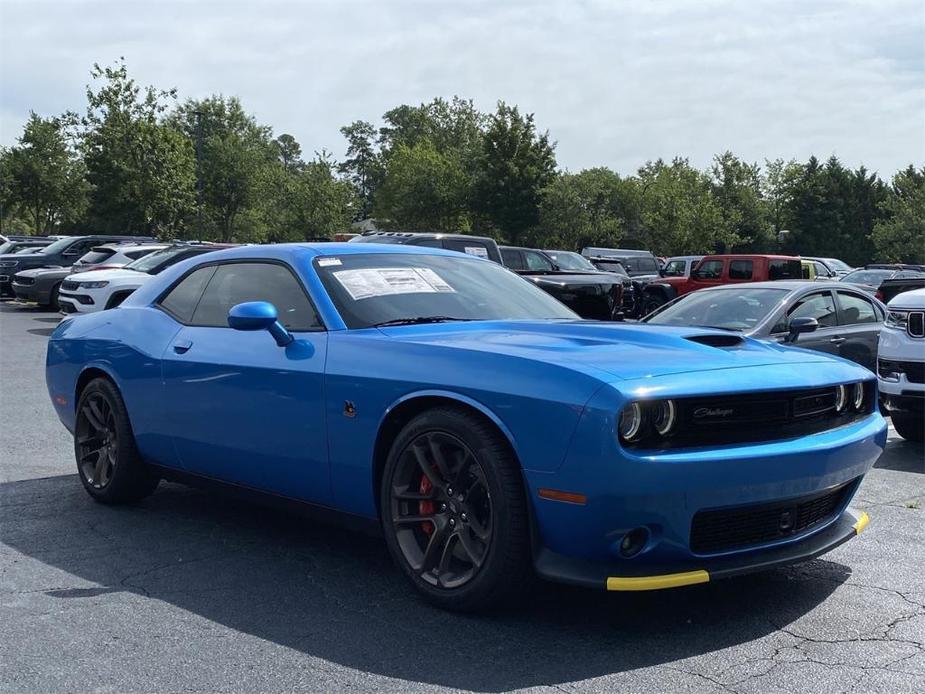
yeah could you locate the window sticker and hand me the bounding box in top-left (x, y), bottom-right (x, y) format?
top-left (333, 268), bottom-right (457, 300)
top-left (318, 257), bottom-right (342, 267)
top-left (463, 246), bottom-right (489, 258)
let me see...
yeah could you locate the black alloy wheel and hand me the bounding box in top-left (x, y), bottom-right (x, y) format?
top-left (390, 430), bottom-right (493, 589)
top-left (381, 407), bottom-right (532, 611)
top-left (74, 378), bottom-right (159, 503)
top-left (76, 391), bottom-right (118, 489)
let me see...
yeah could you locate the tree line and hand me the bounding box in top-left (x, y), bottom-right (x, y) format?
top-left (1, 60), bottom-right (921, 266)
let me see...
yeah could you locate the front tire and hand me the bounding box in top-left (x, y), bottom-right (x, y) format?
top-left (380, 407), bottom-right (532, 612)
top-left (74, 378), bottom-right (159, 503)
top-left (642, 292), bottom-right (665, 316)
top-left (892, 412), bottom-right (924, 443)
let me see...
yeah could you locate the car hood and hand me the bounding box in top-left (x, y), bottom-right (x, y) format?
top-left (888, 287), bottom-right (925, 309)
top-left (14, 267), bottom-right (70, 279)
top-left (378, 320), bottom-right (843, 380)
top-left (67, 267), bottom-right (148, 282)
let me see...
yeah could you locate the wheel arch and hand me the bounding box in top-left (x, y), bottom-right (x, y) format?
top-left (371, 391), bottom-right (523, 514)
top-left (74, 364), bottom-right (119, 410)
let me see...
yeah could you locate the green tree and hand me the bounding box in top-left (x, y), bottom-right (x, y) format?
top-left (532, 168), bottom-right (638, 249)
top-left (473, 102), bottom-right (557, 242)
top-left (81, 60), bottom-right (195, 235)
top-left (373, 141), bottom-right (471, 232)
top-left (339, 120), bottom-right (382, 219)
top-left (2, 113), bottom-right (89, 234)
top-left (635, 158), bottom-right (726, 255)
top-left (710, 152), bottom-right (771, 251)
top-left (871, 166), bottom-right (925, 264)
top-left (273, 133), bottom-right (303, 173)
top-left (171, 96), bottom-right (276, 241)
top-left (262, 150), bottom-right (357, 242)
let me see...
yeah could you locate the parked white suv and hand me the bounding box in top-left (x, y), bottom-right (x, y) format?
top-left (878, 288), bottom-right (925, 442)
top-left (57, 243), bottom-right (232, 314)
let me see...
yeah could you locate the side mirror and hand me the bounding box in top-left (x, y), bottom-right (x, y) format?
top-left (228, 301), bottom-right (293, 346)
top-left (784, 316), bottom-right (818, 343)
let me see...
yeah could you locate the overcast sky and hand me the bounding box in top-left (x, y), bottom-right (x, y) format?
top-left (1, 0), bottom-right (923, 177)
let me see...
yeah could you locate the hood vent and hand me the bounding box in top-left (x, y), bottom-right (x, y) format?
top-left (685, 334), bottom-right (744, 348)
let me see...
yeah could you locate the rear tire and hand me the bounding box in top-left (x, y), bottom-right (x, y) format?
top-left (74, 378), bottom-right (159, 503)
top-left (642, 293), bottom-right (665, 316)
top-left (380, 407), bottom-right (532, 612)
top-left (892, 412), bottom-right (924, 443)
top-left (48, 282), bottom-right (61, 311)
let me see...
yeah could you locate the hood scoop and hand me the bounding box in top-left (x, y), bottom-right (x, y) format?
top-left (685, 333), bottom-right (744, 348)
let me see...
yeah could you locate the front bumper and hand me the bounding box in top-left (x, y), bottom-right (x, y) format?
top-left (535, 507), bottom-right (869, 590)
top-left (12, 282), bottom-right (50, 304)
top-left (57, 292), bottom-right (96, 314)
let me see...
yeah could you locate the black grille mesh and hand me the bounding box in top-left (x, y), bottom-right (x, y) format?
top-left (690, 479), bottom-right (856, 554)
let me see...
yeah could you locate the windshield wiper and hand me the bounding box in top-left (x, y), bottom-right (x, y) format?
top-left (373, 316), bottom-right (473, 328)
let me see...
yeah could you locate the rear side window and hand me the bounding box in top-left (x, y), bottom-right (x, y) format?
top-left (444, 240), bottom-right (492, 260)
top-left (501, 249), bottom-right (525, 270)
top-left (694, 260), bottom-right (724, 279)
top-left (769, 259), bottom-right (801, 280)
top-left (190, 262), bottom-right (321, 330)
top-left (159, 266), bottom-right (216, 322)
top-left (836, 291), bottom-right (879, 325)
top-left (788, 292), bottom-right (837, 328)
top-left (728, 260), bottom-right (753, 280)
top-left (663, 260), bottom-right (686, 276)
top-left (78, 248), bottom-right (115, 264)
top-left (125, 248), bottom-right (158, 260)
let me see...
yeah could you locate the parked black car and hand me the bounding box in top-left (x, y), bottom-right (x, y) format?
top-left (877, 275), bottom-right (925, 304)
top-left (0, 234), bottom-right (155, 297)
top-left (840, 265), bottom-right (925, 297)
top-left (579, 247), bottom-right (662, 316)
top-left (498, 246), bottom-right (627, 320)
top-left (544, 250), bottom-right (636, 315)
top-left (349, 231), bottom-right (503, 263)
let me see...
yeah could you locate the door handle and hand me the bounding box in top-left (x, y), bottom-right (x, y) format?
top-left (172, 339), bottom-right (193, 354)
top-left (829, 336), bottom-right (846, 344)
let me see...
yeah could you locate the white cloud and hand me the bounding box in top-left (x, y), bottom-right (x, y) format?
top-left (1, 0), bottom-right (922, 177)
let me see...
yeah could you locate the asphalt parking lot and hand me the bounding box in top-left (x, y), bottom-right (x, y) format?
top-left (0, 301), bottom-right (922, 694)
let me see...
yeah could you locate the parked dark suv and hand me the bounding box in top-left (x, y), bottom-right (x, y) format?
top-left (0, 234), bottom-right (155, 297)
top-left (349, 231), bottom-right (502, 263)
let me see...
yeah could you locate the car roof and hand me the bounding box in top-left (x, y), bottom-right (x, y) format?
top-left (353, 231), bottom-right (496, 243)
top-left (183, 242), bottom-right (482, 264)
top-left (92, 242), bottom-right (168, 251)
top-left (700, 280), bottom-right (860, 292)
top-left (581, 247), bottom-right (654, 257)
top-left (665, 255), bottom-right (703, 261)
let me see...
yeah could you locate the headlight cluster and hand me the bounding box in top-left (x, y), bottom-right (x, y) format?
top-left (618, 399), bottom-right (677, 443)
top-left (834, 383), bottom-right (866, 413)
top-left (885, 310), bottom-right (908, 330)
top-left (79, 281), bottom-right (109, 289)
top-left (0, 261), bottom-right (19, 269)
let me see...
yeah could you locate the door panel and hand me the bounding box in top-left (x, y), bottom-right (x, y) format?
top-left (162, 327), bottom-right (331, 503)
top-left (834, 291), bottom-right (881, 371)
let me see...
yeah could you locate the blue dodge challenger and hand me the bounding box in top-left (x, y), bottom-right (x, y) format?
top-left (46, 243), bottom-right (886, 610)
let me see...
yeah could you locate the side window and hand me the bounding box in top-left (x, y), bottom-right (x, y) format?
top-left (774, 292), bottom-right (838, 333)
top-left (769, 259), bottom-right (801, 280)
top-left (65, 240), bottom-right (95, 257)
top-left (728, 260), bottom-right (753, 280)
top-left (411, 238), bottom-right (443, 249)
top-left (191, 262), bottom-right (320, 331)
top-left (159, 266), bottom-right (216, 323)
top-left (444, 240), bottom-right (491, 260)
top-left (814, 261), bottom-right (829, 277)
top-left (663, 260), bottom-right (685, 276)
top-left (836, 291), bottom-right (878, 325)
top-left (126, 248), bottom-right (157, 260)
top-left (501, 249), bottom-right (525, 270)
top-left (523, 250), bottom-right (554, 271)
top-left (694, 260), bottom-right (723, 279)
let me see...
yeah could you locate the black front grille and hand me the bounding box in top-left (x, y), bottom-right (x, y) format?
top-left (61, 280), bottom-right (80, 291)
top-left (879, 358), bottom-right (925, 384)
top-left (13, 275), bottom-right (35, 286)
top-left (909, 312), bottom-right (924, 338)
top-left (690, 479), bottom-right (857, 554)
top-left (626, 384), bottom-right (876, 449)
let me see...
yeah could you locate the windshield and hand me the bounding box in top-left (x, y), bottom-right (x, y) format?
top-left (842, 269), bottom-right (894, 285)
top-left (315, 253), bottom-right (577, 328)
top-left (37, 237), bottom-right (78, 255)
top-left (823, 258), bottom-right (852, 272)
top-left (545, 251), bottom-right (596, 271)
top-left (591, 260), bottom-right (628, 276)
top-left (644, 288), bottom-right (789, 331)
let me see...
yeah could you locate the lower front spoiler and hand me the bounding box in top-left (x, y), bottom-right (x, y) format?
top-left (534, 507), bottom-right (869, 592)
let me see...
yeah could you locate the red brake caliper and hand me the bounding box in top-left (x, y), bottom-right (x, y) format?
top-left (419, 473), bottom-right (435, 535)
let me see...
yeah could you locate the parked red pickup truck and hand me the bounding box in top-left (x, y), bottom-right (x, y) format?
top-left (641, 254), bottom-right (803, 314)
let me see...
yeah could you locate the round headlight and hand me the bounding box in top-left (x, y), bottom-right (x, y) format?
top-left (852, 383), bottom-right (864, 411)
top-left (834, 385), bottom-right (847, 412)
top-left (619, 402), bottom-right (643, 442)
top-left (651, 399), bottom-right (677, 436)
